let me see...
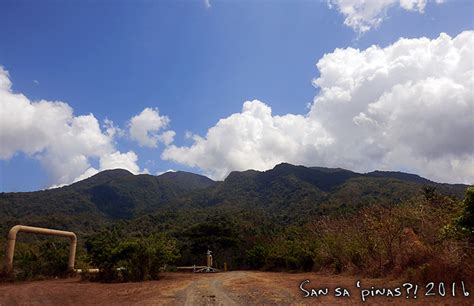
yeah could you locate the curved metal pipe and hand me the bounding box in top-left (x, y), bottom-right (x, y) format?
top-left (3, 225), bottom-right (77, 275)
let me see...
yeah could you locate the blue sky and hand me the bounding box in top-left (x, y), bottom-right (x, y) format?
top-left (1, 0), bottom-right (473, 191)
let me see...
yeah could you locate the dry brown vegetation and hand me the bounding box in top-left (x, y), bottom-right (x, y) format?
top-left (306, 191), bottom-right (474, 282)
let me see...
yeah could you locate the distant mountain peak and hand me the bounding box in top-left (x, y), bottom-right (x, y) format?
top-left (95, 168), bottom-right (134, 177)
top-left (225, 169), bottom-right (261, 182)
top-left (82, 169), bottom-right (135, 182)
top-left (310, 166), bottom-right (354, 173)
top-left (365, 170), bottom-right (433, 184)
top-left (158, 170), bottom-right (212, 180)
top-left (157, 170), bottom-right (216, 189)
top-left (272, 162), bottom-right (300, 170)
top-left (68, 168), bottom-right (134, 190)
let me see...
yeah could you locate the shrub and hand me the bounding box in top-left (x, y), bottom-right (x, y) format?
top-left (308, 187), bottom-right (472, 280)
top-left (85, 228), bottom-right (179, 282)
top-left (13, 240), bottom-right (70, 281)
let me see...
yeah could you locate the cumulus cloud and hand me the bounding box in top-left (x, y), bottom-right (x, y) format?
top-left (0, 66), bottom-right (144, 187)
top-left (162, 101), bottom-right (332, 179)
top-left (328, 0), bottom-right (442, 33)
top-left (158, 130), bottom-right (176, 146)
top-left (129, 107), bottom-right (174, 148)
top-left (156, 169), bottom-right (176, 176)
top-left (100, 151), bottom-right (140, 173)
top-left (163, 31), bottom-right (474, 184)
top-left (103, 118), bottom-right (124, 138)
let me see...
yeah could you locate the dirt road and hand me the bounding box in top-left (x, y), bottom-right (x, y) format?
top-left (0, 271), bottom-right (472, 305)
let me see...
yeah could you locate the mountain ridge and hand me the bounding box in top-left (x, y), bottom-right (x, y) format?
top-left (0, 163), bottom-right (469, 236)
top-left (43, 163), bottom-right (468, 192)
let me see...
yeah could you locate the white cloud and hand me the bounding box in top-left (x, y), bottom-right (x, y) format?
top-left (162, 31), bottom-right (474, 184)
top-left (204, 0), bottom-right (211, 9)
top-left (99, 151), bottom-right (140, 174)
top-left (103, 118), bottom-right (124, 138)
top-left (328, 0), bottom-right (442, 33)
top-left (0, 68), bottom-right (11, 91)
top-left (309, 31), bottom-right (473, 181)
top-left (158, 130), bottom-right (176, 146)
top-left (156, 169), bottom-right (176, 176)
top-left (399, 0), bottom-right (426, 12)
top-left (0, 66), bottom-right (144, 187)
top-left (129, 107), bottom-right (174, 148)
top-left (162, 100), bottom-right (333, 179)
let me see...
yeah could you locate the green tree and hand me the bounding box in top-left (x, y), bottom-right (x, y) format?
top-left (117, 234), bottom-right (179, 281)
top-left (455, 186), bottom-right (474, 240)
top-left (85, 227), bottom-right (123, 281)
top-left (85, 228), bottom-right (179, 282)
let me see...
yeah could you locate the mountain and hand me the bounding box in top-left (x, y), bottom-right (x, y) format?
top-left (68, 169), bottom-right (135, 191)
top-left (0, 164), bottom-right (469, 236)
top-left (169, 163), bottom-right (467, 224)
top-left (157, 171), bottom-right (215, 190)
top-left (81, 171), bottom-right (216, 219)
top-left (0, 169), bottom-right (216, 234)
top-left (365, 170), bottom-right (433, 184)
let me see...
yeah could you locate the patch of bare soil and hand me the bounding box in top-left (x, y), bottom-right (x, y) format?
top-left (0, 271), bottom-right (472, 305)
